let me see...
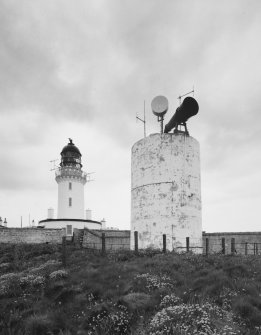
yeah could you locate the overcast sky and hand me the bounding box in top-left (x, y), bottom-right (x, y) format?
top-left (0, 0), bottom-right (261, 232)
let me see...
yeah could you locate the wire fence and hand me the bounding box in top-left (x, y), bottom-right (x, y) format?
top-left (63, 230), bottom-right (261, 257)
top-left (204, 237), bottom-right (261, 255)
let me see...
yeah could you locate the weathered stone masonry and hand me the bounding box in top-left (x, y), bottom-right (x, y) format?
top-left (0, 228), bottom-right (65, 244)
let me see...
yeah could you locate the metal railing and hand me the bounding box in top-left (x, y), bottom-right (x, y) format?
top-left (55, 167), bottom-right (87, 180)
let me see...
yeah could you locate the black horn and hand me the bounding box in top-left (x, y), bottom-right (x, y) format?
top-left (164, 97), bottom-right (199, 133)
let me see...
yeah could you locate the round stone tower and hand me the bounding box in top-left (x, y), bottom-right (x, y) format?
top-left (131, 132), bottom-right (202, 252)
top-left (55, 139), bottom-right (87, 219)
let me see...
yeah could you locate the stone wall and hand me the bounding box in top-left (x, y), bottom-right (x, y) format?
top-left (2, 227), bottom-right (261, 255)
top-left (82, 229), bottom-right (130, 251)
top-left (0, 228), bottom-right (65, 244)
top-left (203, 232), bottom-right (261, 255)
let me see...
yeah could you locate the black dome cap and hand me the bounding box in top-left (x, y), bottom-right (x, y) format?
top-left (61, 138), bottom-right (81, 156)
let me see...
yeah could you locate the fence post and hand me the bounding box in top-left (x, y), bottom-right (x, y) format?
top-left (134, 231), bottom-right (138, 254)
top-left (206, 238), bottom-right (209, 256)
top-left (231, 238), bottom-right (235, 254)
top-left (186, 237), bottom-right (190, 253)
top-left (222, 238), bottom-right (225, 254)
top-left (163, 234), bottom-right (166, 253)
top-left (13, 245), bottom-right (19, 270)
top-left (245, 243), bottom-right (248, 255)
top-left (62, 236), bottom-right (67, 266)
top-left (102, 233), bottom-right (106, 255)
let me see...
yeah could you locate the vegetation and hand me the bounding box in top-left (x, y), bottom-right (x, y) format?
top-left (1, 244), bottom-right (261, 334)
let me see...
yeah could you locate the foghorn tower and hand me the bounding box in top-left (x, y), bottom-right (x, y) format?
top-left (56, 138), bottom-right (86, 219)
top-left (131, 95), bottom-right (202, 252)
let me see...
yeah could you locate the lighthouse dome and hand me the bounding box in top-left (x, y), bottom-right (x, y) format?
top-left (60, 138), bottom-right (82, 168)
top-left (61, 138), bottom-right (81, 156)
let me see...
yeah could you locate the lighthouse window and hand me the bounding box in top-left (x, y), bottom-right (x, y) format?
top-left (69, 197), bottom-right (72, 206)
top-left (69, 182), bottom-right (72, 190)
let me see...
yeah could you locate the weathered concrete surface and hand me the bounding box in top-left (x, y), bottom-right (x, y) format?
top-left (131, 133), bottom-right (202, 252)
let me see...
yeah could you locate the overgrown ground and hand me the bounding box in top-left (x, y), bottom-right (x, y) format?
top-left (1, 244), bottom-right (261, 334)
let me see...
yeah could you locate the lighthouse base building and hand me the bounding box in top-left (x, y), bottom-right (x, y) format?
top-left (131, 132), bottom-right (202, 252)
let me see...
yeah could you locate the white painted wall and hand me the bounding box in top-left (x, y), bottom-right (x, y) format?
top-left (131, 133), bottom-right (202, 252)
top-left (57, 178), bottom-right (85, 219)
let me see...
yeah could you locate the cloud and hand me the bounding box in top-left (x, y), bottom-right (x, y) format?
top-left (1, 0), bottom-right (261, 231)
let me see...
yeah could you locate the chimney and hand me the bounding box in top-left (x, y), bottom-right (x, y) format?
top-left (47, 208), bottom-right (54, 219)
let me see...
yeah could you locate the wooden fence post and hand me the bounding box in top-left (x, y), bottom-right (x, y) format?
top-left (231, 238), bottom-right (235, 254)
top-left (134, 231), bottom-right (138, 254)
top-left (186, 237), bottom-right (190, 253)
top-left (163, 234), bottom-right (166, 253)
top-left (206, 238), bottom-right (209, 256)
top-left (102, 233), bottom-right (106, 255)
top-left (222, 238), bottom-right (225, 255)
top-left (62, 236), bottom-right (67, 266)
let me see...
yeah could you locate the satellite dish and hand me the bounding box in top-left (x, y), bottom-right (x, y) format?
top-left (151, 95), bottom-right (168, 117)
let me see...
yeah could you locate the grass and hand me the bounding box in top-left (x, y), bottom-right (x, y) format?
top-left (1, 245), bottom-right (261, 334)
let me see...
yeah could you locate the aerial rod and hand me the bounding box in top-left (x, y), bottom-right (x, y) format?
top-left (178, 87), bottom-right (195, 105)
top-left (50, 159), bottom-right (58, 171)
top-left (86, 172), bottom-right (95, 183)
top-left (136, 101), bottom-right (146, 138)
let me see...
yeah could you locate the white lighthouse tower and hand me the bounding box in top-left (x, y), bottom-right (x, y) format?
top-left (56, 138), bottom-right (86, 219)
top-left (39, 139), bottom-right (102, 233)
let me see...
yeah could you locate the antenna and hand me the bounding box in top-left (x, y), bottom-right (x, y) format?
top-left (151, 95), bottom-right (168, 134)
top-left (178, 87), bottom-right (195, 105)
top-left (50, 159), bottom-right (59, 171)
top-left (86, 172), bottom-right (95, 183)
top-left (136, 101), bottom-right (146, 138)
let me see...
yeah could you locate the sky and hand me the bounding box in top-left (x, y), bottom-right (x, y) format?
top-left (0, 0), bottom-right (261, 232)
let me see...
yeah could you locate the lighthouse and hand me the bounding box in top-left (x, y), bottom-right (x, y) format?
top-left (39, 139), bottom-right (102, 234)
top-left (56, 138), bottom-right (86, 219)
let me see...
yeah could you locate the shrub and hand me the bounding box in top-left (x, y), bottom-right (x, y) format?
top-left (81, 303), bottom-right (130, 335)
top-left (20, 274), bottom-right (45, 288)
top-left (133, 273), bottom-right (174, 293)
top-left (149, 302), bottom-right (239, 335)
top-left (160, 294), bottom-right (182, 308)
top-left (0, 272), bottom-right (21, 297)
top-left (49, 269), bottom-right (68, 280)
top-left (30, 259), bottom-right (61, 276)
